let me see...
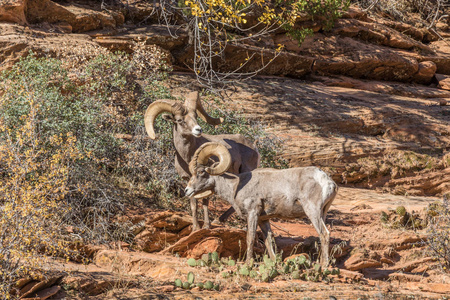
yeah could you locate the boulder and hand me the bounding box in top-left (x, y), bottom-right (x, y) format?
top-left (160, 228), bottom-right (256, 259)
top-left (186, 237), bottom-right (223, 259)
top-left (436, 73), bottom-right (450, 90)
top-left (343, 251), bottom-right (382, 271)
top-left (133, 212), bottom-right (193, 253)
top-left (26, 0), bottom-right (120, 33)
top-left (134, 229), bottom-right (180, 252)
top-left (395, 257), bottom-right (435, 272)
top-left (338, 269), bottom-right (364, 281)
top-left (414, 61), bottom-right (437, 84)
top-left (300, 33), bottom-right (420, 82)
top-left (21, 286), bottom-right (61, 300)
top-left (0, 0), bottom-right (27, 25)
top-left (19, 275), bottom-right (63, 299)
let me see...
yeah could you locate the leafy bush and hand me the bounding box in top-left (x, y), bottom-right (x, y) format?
top-left (0, 101), bottom-right (81, 298)
top-left (426, 197), bottom-right (450, 273)
top-left (0, 45), bottom-right (170, 296)
top-left (0, 42), bottom-right (287, 296)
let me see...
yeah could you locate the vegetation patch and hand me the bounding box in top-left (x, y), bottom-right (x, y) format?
top-left (0, 45), bottom-right (287, 297)
top-left (180, 251), bottom-right (340, 285)
top-left (425, 198), bottom-right (450, 273)
top-left (379, 205), bottom-right (426, 230)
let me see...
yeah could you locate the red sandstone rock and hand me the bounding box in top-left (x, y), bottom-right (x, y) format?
top-left (436, 74), bottom-right (450, 90)
top-left (344, 252), bottom-right (382, 271)
top-left (414, 61), bottom-right (437, 84)
top-left (186, 237), bottom-right (224, 258)
top-left (0, 0), bottom-right (26, 25)
top-left (160, 228), bottom-right (253, 259)
top-left (406, 282), bottom-right (450, 294)
top-left (339, 269), bottom-right (364, 281)
top-left (20, 275), bottom-right (63, 299)
top-left (395, 257), bottom-right (435, 272)
top-left (388, 272), bottom-right (425, 282)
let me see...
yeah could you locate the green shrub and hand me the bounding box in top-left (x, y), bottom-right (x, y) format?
top-left (426, 197), bottom-right (450, 273)
top-left (1, 44), bottom-right (286, 232)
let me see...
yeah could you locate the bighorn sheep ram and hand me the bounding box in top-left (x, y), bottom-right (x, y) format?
top-left (144, 92), bottom-right (260, 231)
top-left (185, 142), bottom-right (338, 266)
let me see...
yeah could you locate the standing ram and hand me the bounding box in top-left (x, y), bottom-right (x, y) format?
top-left (184, 142), bottom-right (338, 266)
top-left (144, 92), bottom-right (260, 231)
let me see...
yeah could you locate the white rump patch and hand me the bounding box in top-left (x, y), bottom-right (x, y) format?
top-left (313, 169), bottom-right (334, 200)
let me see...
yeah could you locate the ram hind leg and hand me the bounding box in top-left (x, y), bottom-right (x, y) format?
top-left (246, 211), bottom-right (259, 263)
top-left (304, 206), bottom-right (330, 267)
top-left (258, 214), bottom-right (277, 261)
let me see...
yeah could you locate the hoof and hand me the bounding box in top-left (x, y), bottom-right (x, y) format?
top-left (218, 216), bottom-right (227, 223)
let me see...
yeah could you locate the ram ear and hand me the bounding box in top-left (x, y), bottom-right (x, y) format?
top-left (162, 114), bottom-right (175, 122)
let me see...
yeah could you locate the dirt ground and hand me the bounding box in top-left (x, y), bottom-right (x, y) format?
top-left (37, 187), bottom-right (450, 299)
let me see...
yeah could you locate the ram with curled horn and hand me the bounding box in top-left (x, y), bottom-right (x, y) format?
top-left (185, 142), bottom-right (338, 266)
top-left (144, 91), bottom-right (260, 231)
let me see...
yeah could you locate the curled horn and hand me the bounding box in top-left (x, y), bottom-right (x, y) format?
top-left (190, 142), bottom-right (232, 176)
top-left (184, 91), bottom-right (198, 112)
top-left (185, 91), bottom-right (224, 126)
top-left (144, 100), bottom-right (178, 139)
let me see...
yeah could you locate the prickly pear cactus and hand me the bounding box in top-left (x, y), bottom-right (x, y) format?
top-left (261, 271), bottom-right (270, 282)
top-left (292, 270), bottom-right (301, 279)
top-left (297, 255), bottom-right (307, 265)
top-left (227, 259), bottom-right (236, 267)
top-left (211, 251), bottom-right (219, 264)
top-left (174, 278), bottom-right (182, 287)
top-left (202, 253), bottom-right (211, 265)
top-left (268, 268), bottom-right (279, 279)
top-left (204, 281), bottom-right (214, 290)
top-left (187, 272), bottom-right (195, 284)
top-left (239, 265), bottom-right (250, 276)
top-left (187, 258), bottom-right (197, 267)
top-left (396, 206), bottom-right (406, 216)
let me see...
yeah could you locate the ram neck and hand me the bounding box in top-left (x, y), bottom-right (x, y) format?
top-left (213, 174), bottom-right (239, 204)
top-left (172, 128), bottom-right (198, 161)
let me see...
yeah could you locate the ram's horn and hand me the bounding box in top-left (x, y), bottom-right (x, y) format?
top-left (184, 91), bottom-right (199, 112)
top-left (185, 91), bottom-right (224, 126)
top-left (191, 142), bottom-right (231, 176)
top-left (144, 100), bottom-right (177, 139)
top-left (196, 97), bottom-right (224, 126)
